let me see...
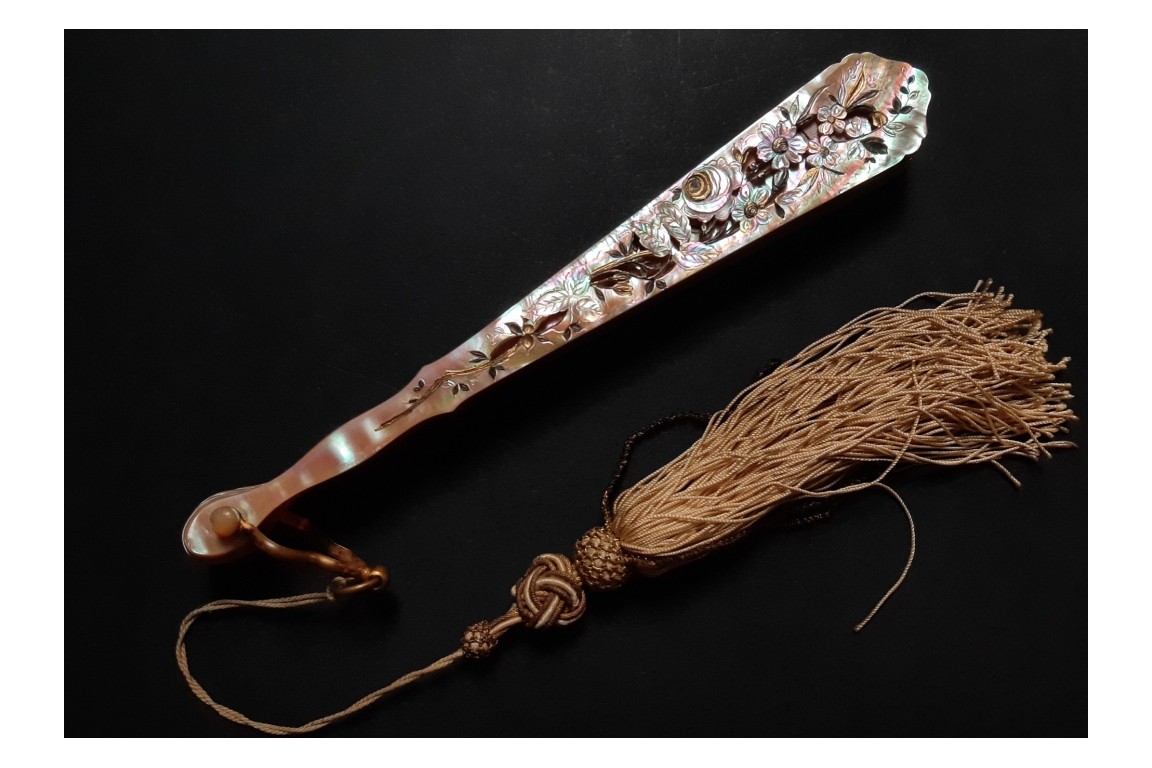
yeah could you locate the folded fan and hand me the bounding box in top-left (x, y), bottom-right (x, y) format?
top-left (182, 52), bottom-right (932, 573)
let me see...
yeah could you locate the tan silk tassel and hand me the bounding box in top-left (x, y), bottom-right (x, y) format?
top-left (469, 281), bottom-right (1075, 642)
top-left (179, 282), bottom-right (1076, 733)
top-left (604, 281), bottom-right (1075, 576)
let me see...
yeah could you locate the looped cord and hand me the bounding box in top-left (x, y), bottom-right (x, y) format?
top-left (513, 553), bottom-right (586, 629)
top-left (176, 593), bottom-right (461, 735)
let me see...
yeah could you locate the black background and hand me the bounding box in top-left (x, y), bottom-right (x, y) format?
top-left (68, 31), bottom-right (1087, 736)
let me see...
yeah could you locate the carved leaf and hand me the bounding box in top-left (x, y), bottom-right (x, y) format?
top-left (533, 289), bottom-right (572, 316)
top-left (797, 167), bottom-right (819, 189)
top-left (654, 201), bottom-right (692, 244)
top-left (700, 217), bottom-right (737, 244)
top-left (777, 190), bottom-right (801, 206)
top-left (489, 335), bottom-right (522, 361)
top-left (610, 262), bottom-right (650, 279)
top-left (565, 270), bottom-right (591, 297)
top-left (651, 257), bottom-right (676, 280)
top-left (615, 229), bottom-right (634, 253)
top-left (636, 251), bottom-right (674, 279)
top-left (633, 218), bottom-right (673, 256)
top-left (675, 242), bottom-right (719, 270)
top-left (573, 296), bottom-right (601, 322)
top-left (533, 311), bottom-right (567, 335)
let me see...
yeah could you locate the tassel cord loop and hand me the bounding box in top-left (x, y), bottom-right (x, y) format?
top-left (175, 593), bottom-right (462, 735)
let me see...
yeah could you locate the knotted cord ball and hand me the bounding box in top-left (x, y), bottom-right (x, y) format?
top-left (512, 553), bottom-right (586, 629)
top-left (460, 621), bottom-right (498, 659)
top-left (574, 526), bottom-right (631, 591)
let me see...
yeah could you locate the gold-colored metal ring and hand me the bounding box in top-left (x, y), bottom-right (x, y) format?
top-left (329, 573), bottom-right (386, 599)
top-left (329, 566), bottom-right (389, 598)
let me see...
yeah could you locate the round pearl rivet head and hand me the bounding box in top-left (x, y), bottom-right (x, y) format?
top-left (210, 507), bottom-right (241, 538)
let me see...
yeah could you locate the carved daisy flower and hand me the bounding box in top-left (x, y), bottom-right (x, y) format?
top-left (817, 103), bottom-right (847, 135)
top-left (679, 158), bottom-right (744, 222)
top-left (730, 184), bottom-right (771, 233)
top-left (806, 135), bottom-right (841, 168)
top-left (757, 120), bottom-right (807, 170)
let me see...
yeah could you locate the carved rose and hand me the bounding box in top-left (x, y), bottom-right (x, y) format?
top-left (679, 158), bottom-right (743, 222)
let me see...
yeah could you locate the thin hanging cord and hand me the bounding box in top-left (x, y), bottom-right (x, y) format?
top-left (600, 412), bottom-right (711, 522)
top-left (853, 483), bottom-right (917, 632)
top-left (176, 593), bottom-right (462, 735)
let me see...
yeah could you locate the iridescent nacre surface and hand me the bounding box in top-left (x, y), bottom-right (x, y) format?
top-left (184, 53), bottom-right (930, 559)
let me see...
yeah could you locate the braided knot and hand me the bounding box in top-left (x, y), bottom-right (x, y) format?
top-left (460, 621), bottom-right (498, 659)
top-left (512, 553), bottom-right (586, 629)
top-left (574, 526), bottom-right (631, 591)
